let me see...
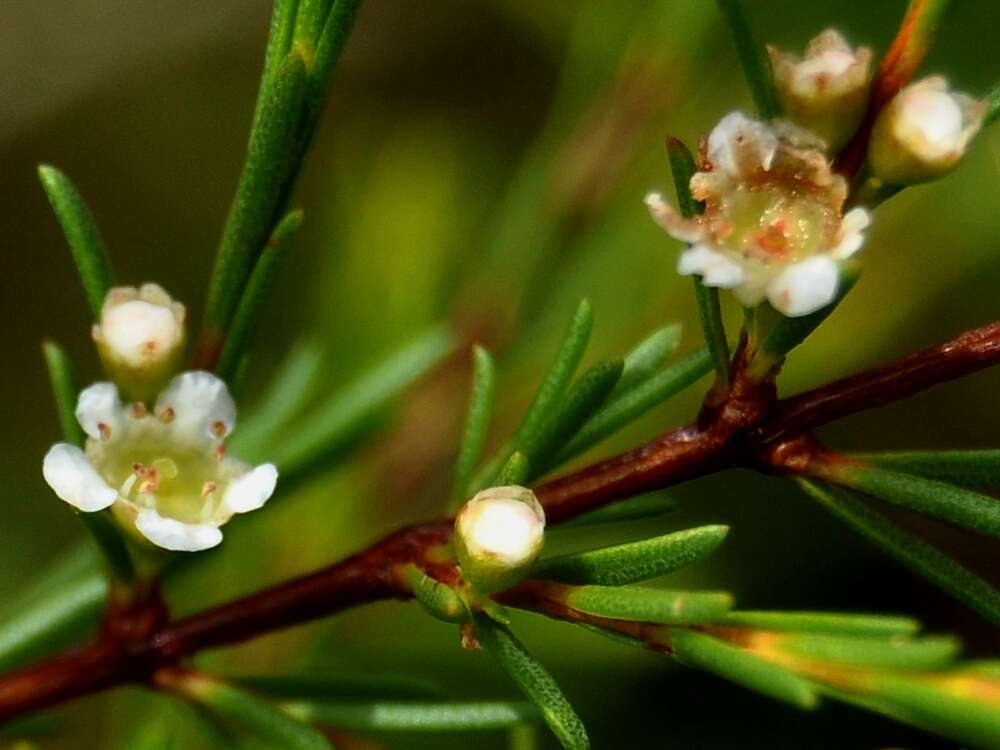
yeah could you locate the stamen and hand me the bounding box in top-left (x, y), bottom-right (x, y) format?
top-left (98, 422), bottom-right (112, 441)
top-left (201, 481), bottom-right (217, 498)
top-left (157, 406), bottom-right (175, 423)
top-left (211, 420), bottom-right (227, 438)
top-left (130, 402), bottom-right (148, 419)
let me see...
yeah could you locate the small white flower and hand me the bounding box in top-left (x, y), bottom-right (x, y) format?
top-left (42, 371), bottom-right (277, 552)
top-left (93, 284), bottom-right (186, 403)
top-left (646, 112), bottom-right (870, 317)
top-left (769, 29), bottom-right (873, 151)
top-left (868, 76), bottom-right (986, 184)
top-left (454, 485), bottom-right (545, 593)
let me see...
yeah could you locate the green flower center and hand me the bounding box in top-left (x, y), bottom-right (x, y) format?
top-left (717, 185), bottom-right (835, 262)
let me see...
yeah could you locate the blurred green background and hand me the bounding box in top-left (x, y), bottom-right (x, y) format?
top-left (1, 0), bottom-right (999, 747)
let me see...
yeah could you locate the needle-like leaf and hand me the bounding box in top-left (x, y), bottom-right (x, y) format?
top-left (717, 610), bottom-right (920, 637)
top-left (451, 346), bottom-right (496, 505)
top-left (715, 0), bottom-right (780, 118)
top-left (561, 585), bottom-right (733, 625)
top-left (283, 700), bottom-right (538, 732)
top-left (849, 449), bottom-right (1000, 489)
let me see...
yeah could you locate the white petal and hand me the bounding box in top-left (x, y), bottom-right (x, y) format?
top-left (99, 299), bottom-right (182, 367)
top-left (155, 371), bottom-right (236, 440)
top-left (830, 207), bottom-right (870, 259)
top-left (42, 443), bottom-right (117, 511)
top-left (707, 112), bottom-right (779, 177)
top-left (134, 509), bottom-right (222, 552)
top-left (767, 257), bottom-right (840, 317)
top-left (75, 382), bottom-right (125, 440)
top-left (223, 463), bottom-right (278, 514)
top-left (644, 192), bottom-right (704, 243)
top-left (677, 245), bottom-right (744, 288)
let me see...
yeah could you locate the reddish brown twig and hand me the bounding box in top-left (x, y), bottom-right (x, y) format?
top-left (0, 319), bottom-right (998, 723)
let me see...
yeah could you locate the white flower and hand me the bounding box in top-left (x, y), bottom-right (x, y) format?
top-left (454, 486), bottom-right (545, 594)
top-left (868, 76), bottom-right (986, 184)
top-left (768, 29), bottom-right (873, 151)
top-left (93, 284), bottom-right (186, 403)
top-left (646, 112), bottom-right (870, 317)
top-left (42, 371), bottom-right (277, 552)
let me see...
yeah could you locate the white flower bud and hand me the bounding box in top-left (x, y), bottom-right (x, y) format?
top-left (454, 485), bottom-right (545, 594)
top-left (867, 76), bottom-right (986, 185)
top-left (769, 29), bottom-right (873, 151)
top-left (93, 284), bottom-right (186, 403)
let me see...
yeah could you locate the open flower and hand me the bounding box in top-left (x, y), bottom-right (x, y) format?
top-left (43, 371), bottom-right (277, 552)
top-left (868, 76), bottom-right (986, 185)
top-left (646, 112), bottom-right (870, 317)
top-left (769, 29), bottom-right (873, 151)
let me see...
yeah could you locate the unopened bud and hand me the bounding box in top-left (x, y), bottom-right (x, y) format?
top-left (93, 283), bottom-right (186, 403)
top-left (454, 485), bottom-right (545, 594)
top-left (867, 76), bottom-right (986, 185)
top-left (769, 29), bottom-right (873, 151)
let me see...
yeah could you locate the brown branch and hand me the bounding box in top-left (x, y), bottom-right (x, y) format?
top-left (0, 320), bottom-right (999, 722)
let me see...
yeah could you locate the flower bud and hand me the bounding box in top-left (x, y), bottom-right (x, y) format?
top-left (454, 485), bottom-right (545, 594)
top-left (867, 76), bottom-right (986, 185)
top-left (768, 29), bottom-right (873, 151)
top-left (93, 284), bottom-right (186, 403)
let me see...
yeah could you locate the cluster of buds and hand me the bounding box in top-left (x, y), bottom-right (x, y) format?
top-left (454, 485), bottom-right (545, 594)
top-left (43, 285), bottom-right (277, 551)
top-left (646, 28), bottom-right (988, 319)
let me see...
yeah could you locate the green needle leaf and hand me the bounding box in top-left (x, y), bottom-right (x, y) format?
top-left (452, 346), bottom-right (496, 505)
top-left (38, 164), bottom-right (115, 317)
top-left (534, 525), bottom-right (728, 586)
top-left (666, 137), bottom-right (730, 387)
top-left (779, 633), bottom-right (960, 670)
top-left (816, 463), bottom-right (1000, 538)
top-left (554, 493), bottom-right (676, 529)
top-left (796, 479), bottom-right (1000, 625)
top-left (561, 585), bottom-right (733, 625)
top-left (405, 564), bottom-right (468, 623)
top-left (555, 347), bottom-right (713, 463)
top-left (177, 675), bottom-right (333, 750)
top-left (474, 614), bottom-right (590, 750)
top-left (293, 0), bottom-right (334, 55)
top-left (0, 574), bottom-right (104, 672)
top-left (203, 50), bottom-right (309, 342)
top-left (497, 451), bottom-right (532, 487)
top-left (284, 700), bottom-right (537, 732)
top-left (715, 0), bottom-right (780, 119)
top-left (717, 611), bottom-right (920, 637)
top-left (268, 325), bottom-right (453, 478)
top-left (611, 324), bottom-right (682, 398)
top-left (529, 358), bottom-right (624, 476)
top-left (230, 340), bottom-right (326, 463)
top-left (216, 209), bottom-right (304, 383)
top-left (849, 449), bottom-right (1000, 488)
top-left (985, 82), bottom-right (1000, 127)
top-left (669, 629), bottom-right (818, 709)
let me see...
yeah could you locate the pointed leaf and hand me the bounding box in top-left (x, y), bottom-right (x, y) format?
top-left (779, 633), bottom-right (960, 670)
top-left (497, 451), bottom-right (531, 486)
top-left (235, 674), bottom-right (445, 702)
top-left (37, 164), bottom-right (115, 317)
top-left (452, 345), bottom-right (496, 505)
top-left (715, 0), bottom-right (780, 118)
top-left (817, 463), bottom-right (1000, 537)
top-left (534, 525), bottom-right (728, 585)
top-left (405, 565), bottom-right (468, 623)
top-left (216, 208), bottom-right (304, 382)
top-left (556, 348), bottom-right (713, 463)
top-left (474, 614), bottom-right (590, 750)
top-left (718, 610), bottom-right (920, 637)
top-left (284, 700), bottom-right (537, 732)
top-left (669, 629), bottom-right (818, 709)
top-left (268, 325), bottom-right (453, 477)
top-left (850, 449), bottom-right (1000, 488)
top-left (562, 585), bottom-right (732, 625)
top-left (611, 324), bottom-right (682, 398)
top-left (796, 479), bottom-right (1000, 625)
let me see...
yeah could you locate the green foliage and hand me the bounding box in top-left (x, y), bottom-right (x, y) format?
top-left (561, 585), bottom-right (733, 625)
top-left (554, 493), bottom-right (676, 529)
top-left (37, 164), bottom-right (115, 317)
top-left (216, 209), bottom-right (304, 383)
top-left (235, 674), bottom-right (445, 702)
top-left (405, 564), bottom-right (468, 623)
top-left (534, 525), bottom-right (728, 585)
top-left (818, 462), bottom-right (1000, 537)
top-left (796, 479), bottom-right (1000, 625)
top-left (283, 700), bottom-right (538, 732)
top-left (474, 614), bottom-right (590, 750)
top-left (717, 610), bottom-right (920, 637)
top-left (851, 449), bottom-right (1000, 488)
top-left (669, 629), bottom-right (819, 709)
top-left (715, 0), bottom-right (780, 119)
top-left (611, 324), bottom-right (682, 397)
top-left (451, 346), bottom-right (496, 505)
top-left (779, 633), bottom-right (959, 670)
